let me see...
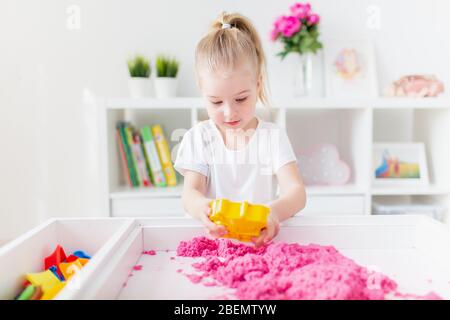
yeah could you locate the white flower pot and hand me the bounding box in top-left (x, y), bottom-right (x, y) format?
top-left (154, 77), bottom-right (178, 98)
top-left (128, 77), bottom-right (152, 98)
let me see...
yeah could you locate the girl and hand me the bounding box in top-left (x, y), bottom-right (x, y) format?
top-left (174, 12), bottom-right (306, 246)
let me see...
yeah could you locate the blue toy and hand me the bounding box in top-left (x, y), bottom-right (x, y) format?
top-left (73, 250), bottom-right (91, 259)
top-left (48, 265), bottom-right (65, 281)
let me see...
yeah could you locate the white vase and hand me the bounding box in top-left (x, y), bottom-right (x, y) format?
top-left (154, 77), bottom-right (178, 98)
top-left (293, 53), bottom-right (314, 97)
top-left (128, 77), bottom-right (152, 98)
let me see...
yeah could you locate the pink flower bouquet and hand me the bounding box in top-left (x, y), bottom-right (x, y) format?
top-left (271, 2), bottom-right (323, 59)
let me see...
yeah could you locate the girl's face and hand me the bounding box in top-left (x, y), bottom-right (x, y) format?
top-left (198, 62), bottom-right (260, 132)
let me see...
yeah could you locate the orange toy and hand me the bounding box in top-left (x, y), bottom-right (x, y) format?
top-left (59, 260), bottom-right (84, 280)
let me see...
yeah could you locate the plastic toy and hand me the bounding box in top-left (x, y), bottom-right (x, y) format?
top-left (15, 245), bottom-right (91, 300)
top-left (16, 284), bottom-right (35, 300)
top-left (65, 255), bottom-right (78, 263)
top-left (73, 250), bottom-right (91, 259)
top-left (14, 245), bottom-right (91, 300)
top-left (77, 258), bottom-right (89, 266)
top-left (59, 260), bottom-right (83, 280)
top-left (26, 270), bottom-right (61, 294)
top-left (29, 286), bottom-right (43, 300)
top-left (40, 281), bottom-right (66, 300)
top-left (15, 284), bottom-right (44, 300)
top-left (49, 265), bottom-right (65, 281)
top-left (209, 198), bottom-right (270, 242)
top-left (44, 244), bottom-right (67, 270)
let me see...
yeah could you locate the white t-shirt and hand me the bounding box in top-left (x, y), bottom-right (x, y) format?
top-left (174, 118), bottom-right (297, 205)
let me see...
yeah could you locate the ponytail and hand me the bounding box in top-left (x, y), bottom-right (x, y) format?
top-left (195, 12), bottom-right (271, 107)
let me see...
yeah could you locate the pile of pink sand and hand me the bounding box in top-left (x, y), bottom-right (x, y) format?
top-left (176, 237), bottom-right (441, 300)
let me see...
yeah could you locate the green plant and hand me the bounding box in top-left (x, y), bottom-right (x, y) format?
top-left (155, 55), bottom-right (179, 78)
top-left (127, 55), bottom-right (151, 78)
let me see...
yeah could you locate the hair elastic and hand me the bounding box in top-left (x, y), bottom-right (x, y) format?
top-left (221, 23), bottom-right (232, 30)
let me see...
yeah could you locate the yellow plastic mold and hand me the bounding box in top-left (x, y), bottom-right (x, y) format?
top-left (209, 198), bottom-right (270, 242)
top-left (26, 270), bottom-right (66, 300)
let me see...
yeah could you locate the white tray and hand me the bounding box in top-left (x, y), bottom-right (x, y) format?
top-left (1, 215), bottom-right (450, 300)
top-left (0, 218), bottom-right (135, 300)
top-left (76, 215), bottom-right (450, 300)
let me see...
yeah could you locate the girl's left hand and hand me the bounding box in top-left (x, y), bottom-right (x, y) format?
top-left (252, 209), bottom-right (280, 247)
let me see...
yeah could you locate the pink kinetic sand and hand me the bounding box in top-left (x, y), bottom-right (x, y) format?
top-left (186, 274), bottom-right (203, 284)
top-left (143, 250), bottom-right (156, 256)
top-left (133, 265), bottom-right (143, 271)
top-left (176, 237), bottom-right (442, 300)
top-left (204, 281), bottom-right (218, 287)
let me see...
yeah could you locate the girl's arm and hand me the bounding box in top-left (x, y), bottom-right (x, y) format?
top-left (252, 162), bottom-right (306, 246)
top-left (270, 161), bottom-right (306, 221)
top-left (181, 170), bottom-right (227, 237)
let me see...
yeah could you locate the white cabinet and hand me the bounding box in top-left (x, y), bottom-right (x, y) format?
top-left (110, 189), bottom-right (186, 217)
top-left (302, 195), bottom-right (365, 215)
top-left (98, 97), bottom-right (450, 222)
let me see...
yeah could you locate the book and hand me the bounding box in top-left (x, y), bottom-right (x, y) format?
top-left (132, 131), bottom-right (152, 187)
top-left (116, 126), bottom-right (132, 187)
top-left (141, 126), bottom-right (166, 187)
top-left (125, 125), bottom-right (142, 186)
top-left (118, 122), bottom-right (139, 187)
top-left (152, 124), bottom-right (178, 187)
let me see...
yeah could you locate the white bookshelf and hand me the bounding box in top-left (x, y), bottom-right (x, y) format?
top-left (98, 97), bottom-right (450, 223)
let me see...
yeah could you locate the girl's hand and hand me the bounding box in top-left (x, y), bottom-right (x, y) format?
top-left (197, 198), bottom-right (228, 238)
top-left (252, 209), bottom-right (280, 247)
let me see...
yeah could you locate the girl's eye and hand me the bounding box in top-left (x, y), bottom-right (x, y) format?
top-left (236, 97), bottom-right (247, 103)
top-left (211, 101), bottom-right (222, 105)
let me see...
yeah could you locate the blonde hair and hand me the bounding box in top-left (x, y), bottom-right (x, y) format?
top-left (195, 12), bottom-right (271, 107)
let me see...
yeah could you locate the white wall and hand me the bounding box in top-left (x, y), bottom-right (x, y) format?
top-left (0, 0), bottom-right (449, 241)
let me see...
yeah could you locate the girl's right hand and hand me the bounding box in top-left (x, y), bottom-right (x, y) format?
top-left (198, 198), bottom-right (228, 238)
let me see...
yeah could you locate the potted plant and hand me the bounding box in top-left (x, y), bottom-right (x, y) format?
top-left (127, 55), bottom-right (152, 98)
top-left (154, 55), bottom-right (179, 98)
top-left (270, 2), bottom-right (323, 96)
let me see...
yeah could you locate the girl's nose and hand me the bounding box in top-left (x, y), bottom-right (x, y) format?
top-left (223, 103), bottom-right (233, 118)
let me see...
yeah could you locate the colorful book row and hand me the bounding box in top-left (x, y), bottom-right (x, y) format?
top-left (116, 121), bottom-right (177, 188)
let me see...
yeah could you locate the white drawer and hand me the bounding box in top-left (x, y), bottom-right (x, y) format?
top-left (111, 197), bottom-right (185, 217)
top-left (301, 195), bottom-right (365, 215)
